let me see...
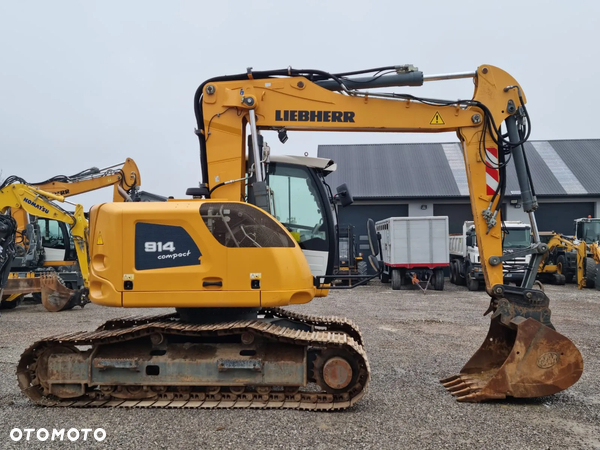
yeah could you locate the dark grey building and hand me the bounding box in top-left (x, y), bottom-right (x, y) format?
top-left (318, 139), bottom-right (600, 254)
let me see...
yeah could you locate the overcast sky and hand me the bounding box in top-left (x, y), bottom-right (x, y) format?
top-left (1, 1), bottom-right (598, 208)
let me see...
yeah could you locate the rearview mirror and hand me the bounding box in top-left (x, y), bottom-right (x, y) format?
top-left (368, 254), bottom-right (381, 272)
top-left (336, 184), bottom-right (353, 207)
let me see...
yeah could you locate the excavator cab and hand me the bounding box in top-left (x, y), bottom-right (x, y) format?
top-left (37, 217), bottom-right (77, 262)
top-left (264, 156), bottom-right (337, 277)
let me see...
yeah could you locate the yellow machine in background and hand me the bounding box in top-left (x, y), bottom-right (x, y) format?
top-left (17, 64), bottom-right (583, 409)
top-left (0, 183), bottom-right (89, 311)
top-left (30, 158), bottom-right (141, 201)
top-left (9, 158), bottom-right (139, 263)
top-left (538, 218), bottom-right (600, 289)
top-left (1, 159), bottom-right (160, 311)
top-left (542, 235), bottom-right (599, 289)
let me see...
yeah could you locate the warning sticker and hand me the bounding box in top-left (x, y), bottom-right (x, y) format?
top-left (430, 112), bottom-right (445, 125)
top-left (97, 232), bottom-right (104, 245)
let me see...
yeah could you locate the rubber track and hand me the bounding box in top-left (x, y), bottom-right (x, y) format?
top-left (17, 309), bottom-right (370, 410)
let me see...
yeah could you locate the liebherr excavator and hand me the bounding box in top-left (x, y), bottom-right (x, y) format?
top-left (17, 65), bottom-right (583, 409)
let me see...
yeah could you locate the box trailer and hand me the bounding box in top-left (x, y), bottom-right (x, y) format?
top-left (376, 216), bottom-right (449, 290)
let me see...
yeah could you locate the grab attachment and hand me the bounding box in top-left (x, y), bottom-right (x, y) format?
top-left (441, 285), bottom-right (583, 402)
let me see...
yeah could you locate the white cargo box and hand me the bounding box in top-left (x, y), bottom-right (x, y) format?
top-left (376, 216), bottom-right (449, 268)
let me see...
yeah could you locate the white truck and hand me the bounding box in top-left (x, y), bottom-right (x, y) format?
top-left (449, 221), bottom-right (531, 291)
top-left (376, 216), bottom-right (449, 291)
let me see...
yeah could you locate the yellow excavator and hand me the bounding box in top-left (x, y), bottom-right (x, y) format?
top-left (0, 183), bottom-right (89, 312)
top-left (17, 64), bottom-right (583, 409)
top-left (9, 158), bottom-right (140, 248)
top-left (537, 233), bottom-right (591, 289)
top-left (1, 159), bottom-right (161, 311)
top-left (538, 218), bottom-right (600, 289)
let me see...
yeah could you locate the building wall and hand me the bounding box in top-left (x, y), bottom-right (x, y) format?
top-left (340, 197), bottom-right (600, 266)
top-left (408, 201), bottom-right (434, 217)
top-left (506, 198), bottom-right (596, 234)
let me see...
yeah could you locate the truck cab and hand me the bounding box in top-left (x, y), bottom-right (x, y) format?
top-left (450, 221), bottom-right (532, 290)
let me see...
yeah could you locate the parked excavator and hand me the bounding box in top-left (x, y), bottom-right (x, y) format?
top-left (17, 64), bottom-right (583, 409)
top-left (537, 218), bottom-right (600, 288)
top-left (2, 159), bottom-right (164, 311)
top-left (0, 182), bottom-right (89, 312)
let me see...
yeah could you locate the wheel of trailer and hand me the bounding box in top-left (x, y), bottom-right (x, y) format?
top-left (584, 257), bottom-right (596, 288)
top-left (313, 349), bottom-right (360, 394)
top-left (0, 295), bottom-right (24, 310)
top-left (433, 268), bottom-right (444, 291)
top-left (449, 262), bottom-right (456, 284)
top-left (381, 270), bottom-right (390, 283)
top-left (466, 273), bottom-right (479, 291)
top-left (552, 273), bottom-right (566, 285)
top-left (391, 269), bottom-right (404, 290)
top-left (357, 261), bottom-right (368, 277)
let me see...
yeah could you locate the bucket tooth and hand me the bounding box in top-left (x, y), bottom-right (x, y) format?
top-left (455, 392), bottom-right (482, 402)
top-left (447, 382), bottom-right (471, 393)
top-left (440, 375), bottom-right (460, 384)
top-left (451, 387), bottom-right (473, 397)
top-left (442, 377), bottom-right (464, 388)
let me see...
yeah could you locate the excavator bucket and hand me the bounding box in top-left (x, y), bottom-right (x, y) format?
top-left (40, 273), bottom-right (89, 312)
top-left (441, 315), bottom-right (583, 402)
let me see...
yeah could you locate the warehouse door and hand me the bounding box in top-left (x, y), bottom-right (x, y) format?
top-left (535, 202), bottom-right (594, 235)
top-left (433, 204), bottom-right (473, 234)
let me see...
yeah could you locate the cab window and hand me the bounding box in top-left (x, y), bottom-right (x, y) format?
top-left (267, 164), bottom-right (329, 252)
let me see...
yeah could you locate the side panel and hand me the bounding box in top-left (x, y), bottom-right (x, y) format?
top-left (449, 235), bottom-right (467, 257)
top-left (88, 201), bottom-right (316, 309)
top-left (382, 217), bottom-right (449, 266)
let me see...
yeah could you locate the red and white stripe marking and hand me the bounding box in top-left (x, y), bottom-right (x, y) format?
top-left (485, 147), bottom-right (499, 195)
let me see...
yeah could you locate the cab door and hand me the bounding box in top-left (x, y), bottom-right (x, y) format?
top-left (266, 163), bottom-right (335, 276)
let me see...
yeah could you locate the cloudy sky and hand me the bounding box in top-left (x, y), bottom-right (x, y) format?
top-left (1, 1), bottom-right (598, 207)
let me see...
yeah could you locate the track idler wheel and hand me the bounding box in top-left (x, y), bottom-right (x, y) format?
top-left (313, 349), bottom-right (359, 394)
top-left (441, 315), bottom-right (583, 402)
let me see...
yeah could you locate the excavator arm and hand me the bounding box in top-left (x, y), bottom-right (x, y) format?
top-left (8, 159), bottom-right (139, 245)
top-left (0, 183), bottom-right (89, 311)
top-left (31, 158), bottom-right (141, 202)
top-left (193, 64), bottom-right (583, 401)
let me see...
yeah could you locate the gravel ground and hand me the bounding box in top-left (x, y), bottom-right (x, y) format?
top-left (0, 281), bottom-right (598, 449)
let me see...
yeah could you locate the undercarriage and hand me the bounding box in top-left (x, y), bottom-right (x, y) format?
top-left (17, 308), bottom-right (370, 410)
